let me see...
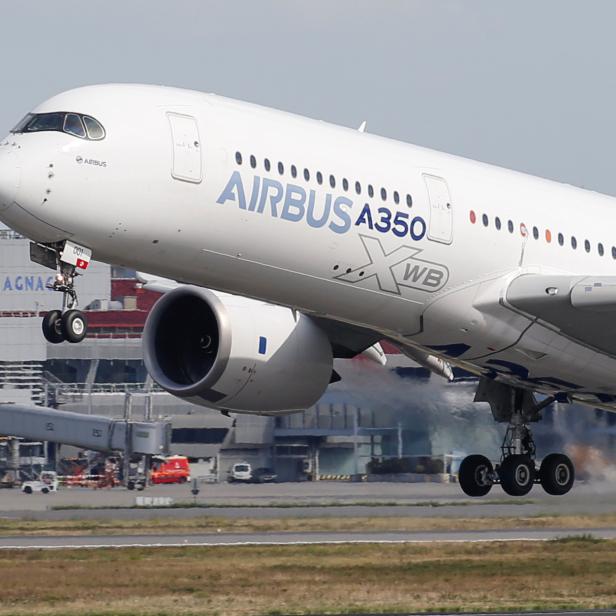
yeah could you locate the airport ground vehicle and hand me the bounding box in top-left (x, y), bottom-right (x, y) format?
top-left (150, 455), bottom-right (190, 485)
top-left (228, 462), bottom-right (252, 483)
top-left (21, 471), bottom-right (58, 494)
top-left (252, 467), bottom-right (277, 483)
top-left (228, 463), bottom-right (276, 483)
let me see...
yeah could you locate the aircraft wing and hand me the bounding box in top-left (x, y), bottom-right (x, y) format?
top-left (506, 274), bottom-right (616, 357)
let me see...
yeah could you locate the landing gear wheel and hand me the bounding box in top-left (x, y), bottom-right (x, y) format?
top-left (61, 310), bottom-right (87, 343)
top-left (42, 310), bottom-right (64, 344)
top-left (458, 455), bottom-right (494, 497)
top-left (539, 453), bottom-right (575, 496)
top-left (499, 454), bottom-right (535, 496)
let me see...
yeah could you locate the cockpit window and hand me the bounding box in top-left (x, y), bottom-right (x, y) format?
top-left (63, 113), bottom-right (86, 138)
top-left (25, 112), bottom-right (66, 133)
top-left (82, 116), bottom-right (105, 140)
top-left (11, 111), bottom-right (106, 141)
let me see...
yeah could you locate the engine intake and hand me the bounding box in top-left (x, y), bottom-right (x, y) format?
top-left (143, 286), bottom-right (334, 413)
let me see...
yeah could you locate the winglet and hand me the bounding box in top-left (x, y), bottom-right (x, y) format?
top-left (358, 120), bottom-right (367, 133)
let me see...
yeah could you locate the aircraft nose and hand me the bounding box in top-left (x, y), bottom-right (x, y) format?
top-left (0, 147), bottom-right (20, 210)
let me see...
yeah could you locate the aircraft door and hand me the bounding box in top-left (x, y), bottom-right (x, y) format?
top-left (167, 113), bottom-right (202, 183)
top-left (424, 174), bottom-right (453, 244)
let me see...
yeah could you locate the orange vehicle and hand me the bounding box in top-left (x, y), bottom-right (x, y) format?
top-left (150, 455), bottom-right (191, 485)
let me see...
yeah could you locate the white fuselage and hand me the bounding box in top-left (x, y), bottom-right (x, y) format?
top-left (1, 84), bottom-right (615, 404)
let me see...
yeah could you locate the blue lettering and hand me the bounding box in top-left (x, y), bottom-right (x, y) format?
top-left (306, 191), bottom-right (332, 229)
top-left (257, 178), bottom-right (284, 216)
top-left (410, 216), bottom-right (427, 241)
top-left (3, 277), bottom-right (11, 291)
top-left (14, 276), bottom-right (23, 291)
top-left (354, 203), bottom-right (374, 229)
top-left (216, 170), bottom-right (246, 210)
top-left (247, 175), bottom-right (261, 212)
top-left (25, 276), bottom-right (34, 291)
top-left (281, 184), bottom-right (306, 222)
top-left (45, 276), bottom-right (54, 290)
top-left (374, 207), bottom-right (392, 233)
top-left (329, 196), bottom-right (353, 234)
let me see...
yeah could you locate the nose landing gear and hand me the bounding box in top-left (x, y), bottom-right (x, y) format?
top-left (458, 379), bottom-right (575, 498)
top-left (38, 241), bottom-right (91, 344)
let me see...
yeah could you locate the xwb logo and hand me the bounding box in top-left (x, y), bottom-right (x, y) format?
top-left (335, 235), bottom-right (449, 295)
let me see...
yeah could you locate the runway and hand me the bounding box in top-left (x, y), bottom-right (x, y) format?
top-left (2, 526), bottom-right (615, 549)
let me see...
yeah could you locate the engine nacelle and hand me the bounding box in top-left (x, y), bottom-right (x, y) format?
top-left (143, 286), bottom-right (334, 413)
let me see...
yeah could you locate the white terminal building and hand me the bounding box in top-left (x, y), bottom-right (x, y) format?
top-left (0, 231), bottom-right (613, 481)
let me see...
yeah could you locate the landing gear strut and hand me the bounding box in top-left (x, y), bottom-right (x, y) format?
top-left (37, 241), bottom-right (91, 344)
top-left (458, 379), bottom-right (575, 498)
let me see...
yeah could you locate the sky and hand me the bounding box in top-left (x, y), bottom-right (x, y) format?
top-left (2, 1), bottom-right (616, 194)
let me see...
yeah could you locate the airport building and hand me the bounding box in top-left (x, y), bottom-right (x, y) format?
top-left (0, 231), bottom-right (614, 482)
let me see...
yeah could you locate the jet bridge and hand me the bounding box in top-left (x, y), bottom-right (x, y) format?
top-left (0, 403), bottom-right (171, 455)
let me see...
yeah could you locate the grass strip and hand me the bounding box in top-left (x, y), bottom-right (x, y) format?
top-left (0, 538), bottom-right (615, 615)
top-left (1, 512), bottom-right (616, 537)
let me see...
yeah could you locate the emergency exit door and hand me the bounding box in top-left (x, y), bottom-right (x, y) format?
top-left (424, 174), bottom-right (453, 244)
top-left (167, 113), bottom-right (202, 183)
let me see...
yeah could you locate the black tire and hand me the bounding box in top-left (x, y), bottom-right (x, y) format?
top-left (41, 487), bottom-right (49, 494)
top-left (127, 481), bottom-right (135, 491)
top-left (458, 455), bottom-right (494, 497)
top-left (499, 454), bottom-right (535, 496)
top-left (42, 310), bottom-right (64, 344)
top-left (539, 453), bottom-right (575, 496)
top-left (62, 310), bottom-right (88, 343)
top-left (178, 476), bottom-right (187, 484)
top-left (23, 486), bottom-right (33, 494)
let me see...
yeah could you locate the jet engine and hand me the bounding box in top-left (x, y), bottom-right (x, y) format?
top-left (142, 286), bottom-right (334, 413)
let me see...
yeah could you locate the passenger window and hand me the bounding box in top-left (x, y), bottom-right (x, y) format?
top-left (571, 236), bottom-right (577, 250)
top-left (495, 217), bottom-right (501, 230)
top-left (482, 214), bottom-right (489, 227)
top-left (558, 233), bottom-right (564, 246)
top-left (82, 115), bottom-right (105, 140)
top-left (342, 178), bottom-right (349, 191)
top-left (235, 152), bottom-right (242, 165)
top-left (406, 194), bottom-right (412, 207)
top-left (368, 185), bottom-right (374, 198)
top-left (532, 226), bottom-right (539, 240)
top-left (599, 243), bottom-right (605, 256)
top-left (277, 162), bottom-right (284, 175)
top-left (329, 175), bottom-right (336, 189)
top-left (304, 168), bottom-right (310, 181)
top-left (508, 220), bottom-right (514, 233)
top-left (250, 155), bottom-right (257, 169)
top-left (264, 158), bottom-right (271, 172)
top-left (380, 187), bottom-right (387, 201)
top-left (316, 171), bottom-right (323, 185)
top-left (584, 239), bottom-right (591, 253)
top-left (393, 191), bottom-right (400, 204)
top-left (291, 165), bottom-right (297, 178)
top-left (63, 113), bottom-right (86, 138)
top-left (612, 247), bottom-right (616, 259)
top-left (355, 181), bottom-right (361, 195)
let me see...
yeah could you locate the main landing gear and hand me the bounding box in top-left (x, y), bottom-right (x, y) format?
top-left (458, 379), bottom-right (575, 498)
top-left (37, 241), bottom-right (91, 344)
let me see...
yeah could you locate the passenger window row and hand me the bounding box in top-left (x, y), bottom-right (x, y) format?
top-left (470, 209), bottom-right (615, 258)
top-left (235, 151), bottom-right (413, 207)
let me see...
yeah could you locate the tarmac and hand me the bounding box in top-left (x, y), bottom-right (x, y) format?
top-left (1, 478), bottom-right (616, 520)
top-left (1, 526), bottom-right (616, 549)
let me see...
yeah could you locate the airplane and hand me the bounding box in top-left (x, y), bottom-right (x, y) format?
top-left (0, 84), bottom-right (613, 499)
